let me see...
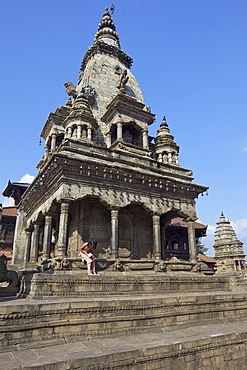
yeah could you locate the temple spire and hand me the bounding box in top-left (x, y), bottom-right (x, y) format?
top-left (154, 116), bottom-right (180, 165)
top-left (94, 7), bottom-right (120, 48)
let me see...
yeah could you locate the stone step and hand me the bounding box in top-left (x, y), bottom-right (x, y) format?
top-left (1, 319), bottom-right (247, 369)
top-left (1, 291), bottom-right (247, 347)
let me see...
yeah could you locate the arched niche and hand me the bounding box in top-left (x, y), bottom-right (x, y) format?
top-left (119, 203), bottom-right (152, 259)
top-left (67, 196), bottom-right (111, 259)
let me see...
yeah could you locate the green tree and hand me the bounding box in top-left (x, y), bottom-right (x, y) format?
top-left (196, 238), bottom-right (208, 255)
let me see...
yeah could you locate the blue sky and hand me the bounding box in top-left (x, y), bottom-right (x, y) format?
top-left (1, 0), bottom-right (247, 257)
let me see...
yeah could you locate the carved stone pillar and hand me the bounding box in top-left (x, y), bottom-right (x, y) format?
top-left (174, 153), bottom-right (178, 165)
top-left (57, 201), bottom-right (70, 257)
top-left (77, 125), bottom-right (82, 139)
top-left (67, 127), bottom-right (72, 138)
top-left (42, 214), bottom-right (53, 260)
top-left (142, 129), bottom-right (148, 149)
top-left (30, 223), bottom-right (40, 263)
top-left (106, 132), bottom-right (112, 148)
top-left (24, 229), bottom-right (32, 263)
top-left (51, 134), bottom-right (56, 152)
top-left (187, 220), bottom-right (197, 262)
top-left (44, 144), bottom-right (49, 160)
top-left (111, 209), bottom-right (119, 259)
top-left (158, 153), bottom-right (162, 162)
top-left (153, 214), bottom-right (161, 259)
top-left (117, 122), bottom-right (122, 141)
top-left (87, 127), bottom-right (92, 141)
top-left (168, 152), bottom-right (172, 164)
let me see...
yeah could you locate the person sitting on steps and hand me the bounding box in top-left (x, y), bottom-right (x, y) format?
top-left (79, 240), bottom-right (100, 276)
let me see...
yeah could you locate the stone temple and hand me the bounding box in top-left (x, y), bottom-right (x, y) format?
top-left (2, 8), bottom-right (247, 370)
top-left (214, 212), bottom-right (245, 273)
top-left (13, 7), bottom-right (207, 273)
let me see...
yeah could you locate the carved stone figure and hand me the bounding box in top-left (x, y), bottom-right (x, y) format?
top-left (64, 82), bottom-right (78, 98)
top-left (117, 70), bottom-right (129, 90)
top-left (0, 254), bottom-right (18, 287)
top-left (113, 260), bottom-right (123, 271)
top-left (81, 85), bottom-right (96, 105)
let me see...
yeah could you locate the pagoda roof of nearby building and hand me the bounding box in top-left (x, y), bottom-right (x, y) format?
top-left (2, 181), bottom-right (30, 205)
top-left (197, 253), bottom-right (216, 263)
top-left (169, 217), bottom-right (207, 230)
top-left (2, 207), bottom-right (17, 217)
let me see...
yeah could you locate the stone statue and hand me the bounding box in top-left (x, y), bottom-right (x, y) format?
top-left (81, 85), bottom-right (96, 105)
top-left (0, 254), bottom-right (18, 287)
top-left (117, 70), bottom-right (129, 90)
top-left (64, 82), bottom-right (78, 98)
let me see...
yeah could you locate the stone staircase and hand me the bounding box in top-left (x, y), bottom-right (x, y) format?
top-left (1, 272), bottom-right (247, 369)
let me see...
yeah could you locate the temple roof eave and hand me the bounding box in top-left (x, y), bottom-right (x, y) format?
top-left (101, 93), bottom-right (155, 125)
top-left (40, 106), bottom-right (71, 140)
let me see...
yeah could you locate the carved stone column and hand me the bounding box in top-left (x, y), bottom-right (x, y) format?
top-left (67, 127), bottom-right (72, 138)
top-left (87, 127), bottom-right (92, 141)
top-left (42, 214), bottom-right (53, 260)
top-left (57, 201), bottom-right (70, 257)
top-left (187, 220), bottom-right (197, 262)
top-left (117, 122), bottom-right (122, 141)
top-left (24, 229), bottom-right (32, 263)
top-left (111, 209), bottom-right (119, 259)
top-left (153, 214), bottom-right (161, 259)
top-left (106, 132), bottom-right (112, 148)
top-left (30, 223), bottom-right (40, 263)
top-left (142, 129), bottom-right (148, 149)
top-left (44, 144), bottom-right (49, 160)
top-left (77, 125), bottom-right (82, 139)
top-left (51, 134), bottom-right (56, 152)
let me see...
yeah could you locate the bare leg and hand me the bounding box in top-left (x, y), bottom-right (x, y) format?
top-left (87, 262), bottom-right (93, 275)
top-left (92, 260), bottom-right (96, 274)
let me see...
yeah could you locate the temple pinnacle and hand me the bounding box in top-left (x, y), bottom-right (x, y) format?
top-left (94, 7), bottom-right (120, 48)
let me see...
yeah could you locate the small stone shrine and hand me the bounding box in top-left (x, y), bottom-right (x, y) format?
top-left (12, 8), bottom-right (207, 273)
top-left (214, 212), bottom-right (245, 273)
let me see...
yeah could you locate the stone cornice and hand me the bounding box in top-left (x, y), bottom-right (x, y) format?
top-left (81, 41), bottom-right (133, 71)
top-left (22, 152), bottom-right (207, 218)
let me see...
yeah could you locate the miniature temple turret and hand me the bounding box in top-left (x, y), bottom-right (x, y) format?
top-left (155, 116), bottom-right (179, 165)
top-left (213, 212), bottom-right (245, 273)
top-left (12, 8), bottom-right (208, 272)
top-left (63, 92), bottom-right (97, 142)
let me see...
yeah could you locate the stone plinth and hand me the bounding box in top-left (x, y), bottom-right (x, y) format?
top-left (19, 272), bottom-right (230, 299)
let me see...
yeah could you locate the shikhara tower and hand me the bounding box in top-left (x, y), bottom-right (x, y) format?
top-left (13, 8), bottom-right (207, 272)
top-left (214, 213), bottom-right (245, 273)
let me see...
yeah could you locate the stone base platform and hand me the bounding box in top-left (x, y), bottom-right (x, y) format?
top-left (1, 290), bottom-right (247, 346)
top-left (19, 272), bottom-right (230, 299)
top-left (1, 273), bottom-right (247, 368)
top-left (1, 298), bottom-right (247, 369)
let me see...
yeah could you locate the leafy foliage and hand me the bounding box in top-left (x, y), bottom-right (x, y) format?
top-left (196, 238), bottom-right (208, 255)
